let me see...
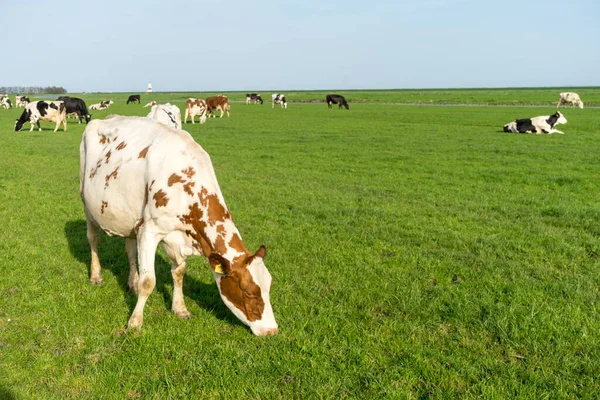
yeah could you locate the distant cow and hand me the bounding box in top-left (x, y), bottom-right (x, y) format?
top-left (90, 100), bottom-right (113, 111)
top-left (14, 100), bottom-right (67, 132)
top-left (15, 96), bottom-right (30, 107)
top-left (147, 103), bottom-right (182, 130)
top-left (79, 115), bottom-right (278, 335)
top-left (126, 95), bottom-right (141, 104)
top-left (184, 98), bottom-right (208, 124)
top-left (557, 92), bottom-right (583, 109)
top-left (246, 93), bottom-right (263, 105)
top-left (503, 111), bottom-right (567, 134)
top-left (326, 94), bottom-right (349, 110)
top-left (1, 95), bottom-right (12, 109)
top-left (58, 96), bottom-right (91, 124)
top-left (271, 94), bottom-right (287, 109)
top-left (206, 95), bottom-right (230, 118)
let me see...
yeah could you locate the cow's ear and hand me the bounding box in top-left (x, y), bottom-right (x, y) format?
top-left (254, 246), bottom-right (267, 259)
top-left (209, 253), bottom-right (231, 275)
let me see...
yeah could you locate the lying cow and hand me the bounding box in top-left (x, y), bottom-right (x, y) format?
top-left (206, 95), bottom-right (230, 118)
top-left (184, 98), bottom-right (208, 124)
top-left (246, 93), bottom-right (263, 104)
top-left (146, 103), bottom-right (182, 130)
top-left (326, 94), bottom-right (349, 110)
top-left (89, 103), bottom-right (108, 111)
top-left (79, 115), bottom-right (278, 336)
top-left (58, 96), bottom-right (91, 124)
top-left (503, 111), bottom-right (567, 134)
top-left (557, 92), bottom-right (584, 109)
top-left (272, 93), bottom-right (287, 109)
top-left (14, 101), bottom-right (67, 132)
top-left (126, 94), bottom-right (141, 104)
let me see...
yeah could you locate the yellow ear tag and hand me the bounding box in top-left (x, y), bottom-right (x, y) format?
top-left (214, 263), bottom-right (224, 275)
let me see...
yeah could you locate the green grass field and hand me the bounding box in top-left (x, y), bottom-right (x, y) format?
top-left (1, 88), bottom-right (599, 398)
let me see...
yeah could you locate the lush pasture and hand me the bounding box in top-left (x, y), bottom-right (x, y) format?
top-left (0, 89), bottom-right (599, 398)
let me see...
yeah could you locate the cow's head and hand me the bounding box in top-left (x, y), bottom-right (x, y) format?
top-left (14, 109), bottom-right (31, 131)
top-left (577, 101), bottom-right (584, 109)
top-left (554, 111), bottom-right (567, 125)
top-left (85, 114), bottom-right (92, 123)
top-left (209, 246), bottom-right (278, 336)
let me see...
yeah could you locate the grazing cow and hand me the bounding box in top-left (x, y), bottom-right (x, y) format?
top-left (146, 103), bottom-right (182, 130)
top-left (144, 101), bottom-right (158, 108)
top-left (1, 96), bottom-right (12, 109)
top-left (271, 94), bottom-right (287, 109)
top-left (58, 96), bottom-right (91, 124)
top-left (14, 101), bottom-right (67, 132)
top-left (557, 92), bottom-right (584, 109)
top-left (126, 95), bottom-right (141, 104)
top-left (326, 94), bottom-right (349, 110)
top-left (245, 93), bottom-right (263, 105)
top-left (79, 116), bottom-right (278, 336)
top-left (15, 96), bottom-right (30, 107)
top-left (184, 98), bottom-right (208, 124)
top-left (206, 95), bottom-right (230, 118)
top-left (503, 111), bottom-right (567, 134)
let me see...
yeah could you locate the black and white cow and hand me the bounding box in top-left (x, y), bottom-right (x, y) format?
top-left (57, 96), bottom-right (91, 123)
top-left (271, 93), bottom-right (287, 109)
top-left (246, 93), bottom-right (263, 104)
top-left (503, 111), bottom-right (567, 134)
top-left (15, 96), bottom-right (30, 108)
top-left (1, 95), bottom-right (12, 109)
top-left (127, 95), bottom-right (141, 104)
top-left (14, 101), bottom-right (67, 132)
top-left (326, 94), bottom-right (349, 110)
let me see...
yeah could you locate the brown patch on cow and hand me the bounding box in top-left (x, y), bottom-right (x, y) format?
top-left (89, 160), bottom-right (102, 179)
top-left (219, 268), bottom-right (264, 322)
top-left (99, 137), bottom-right (107, 144)
top-left (104, 150), bottom-right (112, 164)
top-left (214, 234), bottom-right (227, 254)
top-left (207, 194), bottom-right (230, 223)
top-left (116, 141), bottom-right (127, 151)
top-left (198, 188), bottom-right (209, 207)
top-left (101, 201), bottom-right (108, 214)
top-left (182, 181), bottom-right (195, 196)
top-left (168, 173), bottom-right (185, 187)
top-left (104, 166), bottom-right (120, 188)
top-left (153, 189), bottom-right (169, 208)
top-left (182, 167), bottom-right (195, 178)
top-left (138, 146), bottom-right (150, 159)
top-left (228, 233), bottom-right (247, 254)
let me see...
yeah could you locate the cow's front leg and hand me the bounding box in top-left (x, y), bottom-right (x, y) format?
top-left (125, 238), bottom-right (139, 293)
top-left (551, 129), bottom-right (564, 134)
top-left (127, 224), bottom-right (161, 330)
top-left (87, 219), bottom-right (103, 285)
top-left (160, 234), bottom-right (191, 318)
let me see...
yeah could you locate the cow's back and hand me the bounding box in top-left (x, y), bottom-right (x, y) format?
top-left (80, 116), bottom-right (217, 238)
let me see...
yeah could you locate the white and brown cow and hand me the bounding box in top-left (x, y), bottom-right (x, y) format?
top-left (184, 98), bottom-right (208, 124)
top-left (14, 101), bottom-right (67, 132)
top-left (79, 116), bottom-right (278, 336)
top-left (206, 95), bottom-right (230, 118)
top-left (557, 92), bottom-right (584, 109)
top-left (146, 103), bottom-right (182, 130)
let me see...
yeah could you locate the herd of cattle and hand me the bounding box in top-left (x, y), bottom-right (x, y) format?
top-left (0, 88), bottom-right (590, 336)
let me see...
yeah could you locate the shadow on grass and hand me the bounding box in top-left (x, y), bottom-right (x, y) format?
top-left (0, 384), bottom-right (17, 400)
top-left (64, 219), bottom-right (244, 329)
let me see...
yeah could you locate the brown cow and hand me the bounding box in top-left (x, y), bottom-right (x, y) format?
top-left (206, 95), bottom-right (230, 118)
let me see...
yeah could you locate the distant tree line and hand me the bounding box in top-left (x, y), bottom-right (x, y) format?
top-left (0, 86), bottom-right (68, 95)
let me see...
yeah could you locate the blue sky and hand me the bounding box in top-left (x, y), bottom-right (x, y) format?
top-left (1, 0), bottom-right (598, 92)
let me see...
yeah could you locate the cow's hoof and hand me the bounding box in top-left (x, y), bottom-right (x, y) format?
top-left (89, 277), bottom-right (103, 285)
top-left (173, 309), bottom-right (191, 319)
top-left (127, 317), bottom-right (143, 330)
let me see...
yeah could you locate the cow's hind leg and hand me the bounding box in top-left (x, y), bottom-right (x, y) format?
top-left (125, 238), bottom-right (139, 293)
top-left (87, 219), bottom-right (103, 285)
top-left (160, 232), bottom-right (191, 319)
top-left (127, 223), bottom-right (162, 329)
